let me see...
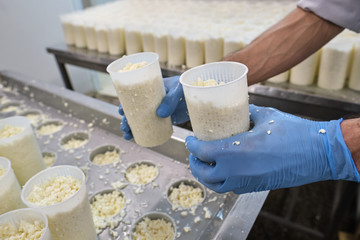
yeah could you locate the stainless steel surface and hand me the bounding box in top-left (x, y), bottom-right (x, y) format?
top-left (0, 70), bottom-right (267, 240)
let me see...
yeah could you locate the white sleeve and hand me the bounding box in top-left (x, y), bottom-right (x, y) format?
top-left (297, 0), bottom-right (360, 33)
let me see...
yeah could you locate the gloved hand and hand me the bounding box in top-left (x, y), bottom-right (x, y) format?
top-left (186, 104), bottom-right (360, 194)
top-left (119, 75), bottom-right (189, 140)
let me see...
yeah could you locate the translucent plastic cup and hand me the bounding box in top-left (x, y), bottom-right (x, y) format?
top-left (107, 52), bottom-right (173, 147)
top-left (21, 166), bottom-right (97, 240)
top-left (0, 157), bottom-right (24, 215)
top-left (180, 62), bottom-right (249, 141)
top-left (0, 116), bottom-right (46, 186)
top-left (0, 208), bottom-right (52, 240)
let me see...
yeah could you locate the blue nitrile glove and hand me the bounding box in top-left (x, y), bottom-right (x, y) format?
top-left (119, 75), bottom-right (189, 140)
top-left (186, 104), bottom-right (360, 194)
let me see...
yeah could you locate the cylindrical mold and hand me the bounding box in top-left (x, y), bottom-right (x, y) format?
top-left (267, 71), bottom-right (289, 83)
top-left (223, 37), bottom-right (243, 57)
top-left (0, 116), bottom-right (45, 185)
top-left (0, 208), bottom-right (52, 240)
top-left (124, 25), bottom-right (143, 55)
top-left (0, 157), bottom-right (24, 215)
top-left (167, 34), bottom-right (186, 67)
top-left (95, 25), bottom-right (109, 53)
top-left (290, 51), bottom-right (320, 86)
top-left (154, 33), bottom-right (168, 63)
top-left (317, 38), bottom-right (353, 90)
top-left (21, 165), bottom-right (97, 240)
top-left (84, 23), bottom-right (98, 51)
top-left (107, 24), bottom-right (125, 56)
top-left (60, 15), bottom-right (75, 45)
top-left (73, 20), bottom-right (87, 49)
top-left (107, 52), bottom-right (173, 147)
top-left (180, 62), bottom-right (249, 141)
top-left (349, 42), bottom-right (360, 91)
top-left (141, 28), bottom-right (155, 52)
top-left (204, 35), bottom-right (224, 63)
top-left (185, 35), bottom-right (204, 68)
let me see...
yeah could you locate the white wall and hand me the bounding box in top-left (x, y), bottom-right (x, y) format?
top-left (0, 0), bottom-right (96, 94)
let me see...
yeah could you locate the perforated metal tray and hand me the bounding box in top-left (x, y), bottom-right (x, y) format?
top-left (0, 70), bottom-right (268, 240)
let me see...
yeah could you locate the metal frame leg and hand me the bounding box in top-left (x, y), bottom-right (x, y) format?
top-left (55, 57), bottom-right (74, 90)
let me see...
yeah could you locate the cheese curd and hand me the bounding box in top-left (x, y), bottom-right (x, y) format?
top-left (0, 166), bottom-right (6, 177)
top-left (192, 77), bottom-right (225, 87)
top-left (169, 182), bottom-right (204, 209)
top-left (91, 190), bottom-right (126, 233)
top-left (132, 217), bottom-right (174, 240)
top-left (0, 220), bottom-right (45, 240)
top-left (92, 150), bottom-right (120, 165)
top-left (62, 137), bottom-right (88, 149)
top-left (0, 125), bottom-right (24, 139)
top-left (37, 123), bottom-right (63, 135)
top-left (27, 176), bottom-right (81, 206)
top-left (125, 163), bottom-right (158, 185)
top-left (119, 62), bottom-right (147, 72)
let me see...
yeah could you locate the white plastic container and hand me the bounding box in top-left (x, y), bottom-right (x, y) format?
top-left (290, 51), bottom-right (320, 86)
top-left (0, 116), bottom-right (45, 186)
top-left (267, 71), bottom-right (289, 83)
top-left (223, 36), bottom-right (243, 57)
top-left (107, 24), bottom-right (125, 55)
top-left (167, 33), bottom-right (186, 67)
top-left (0, 208), bottom-right (52, 240)
top-left (0, 157), bottom-right (24, 215)
top-left (204, 32), bottom-right (224, 63)
top-left (317, 38), bottom-right (353, 90)
top-left (95, 25), bottom-right (109, 53)
top-left (107, 52), bottom-right (173, 147)
top-left (180, 62), bottom-right (249, 141)
top-left (141, 27), bottom-right (155, 52)
top-left (154, 32), bottom-right (168, 63)
top-left (84, 23), bottom-right (98, 51)
top-left (60, 15), bottom-right (75, 45)
top-left (124, 24), bottom-right (143, 55)
top-left (349, 42), bottom-right (360, 91)
top-left (185, 33), bottom-right (204, 68)
top-left (21, 165), bottom-right (97, 240)
top-left (73, 20), bottom-right (87, 49)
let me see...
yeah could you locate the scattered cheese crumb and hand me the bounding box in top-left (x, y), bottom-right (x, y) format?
top-left (267, 130), bottom-right (271, 135)
top-left (169, 182), bottom-right (204, 209)
top-left (232, 141), bottom-right (240, 146)
top-left (0, 125), bottom-right (24, 139)
top-left (1, 105), bottom-right (19, 113)
top-left (180, 211), bottom-right (188, 217)
top-left (318, 129), bottom-right (326, 134)
top-left (62, 137), bottom-right (88, 149)
top-left (203, 207), bottom-right (212, 219)
top-left (269, 120), bottom-right (274, 124)
top-left (0, 220), bottom-right (45, 240)
top-left (125, 163), bottom-right (158, 185)
top-left (27, 176), bottom-right (81, 206)
top-left (132, 217), bottom-right (174, 240)
top-left (91, 190), bottom-right (126, 234)
top-left (194, 216), bottom-right (201, 223)
top-left (37, 123), bottom-right (63, 135)
top-left (111, 181), bottom-right (128, 189)
top-left (119, 62), bottom-right (148, 72)
top-left (92, 150), bottom-right (121, 165)
top-left (183, 226), bottom-right (191, 232)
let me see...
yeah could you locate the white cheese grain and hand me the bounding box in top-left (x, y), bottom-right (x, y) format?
top-left (62, 138), bottom-right (87, 149)
top-left (319, 129), bottom-right (326, 134)
top-left (203, 207), bottom-right (212, 219)
top-left (37, 124), bottom-right (63, 135)
top-left (191, 77), bottom-right (225, 86)
top-left (267, 130), bottom-right (271, 135)
top-left (92, 150), bottom-right (121, 165)
top-left (125, 164), bottom-right (158, 185)
top-left (111, 181), bottom-right (128, 189)
top-left (0, 125), bottom-right (24, 139)
top-left (27, 176), bottom-right (81, 206)
top-left (119, 62), bottom-right (148, 72)
top-left (183, 226), bottom-right (191, 232)
top-left (0, 220), bottom-right (45, 240)
top-left (132, 217), bottom-right (174, 240)
top-left (0, 166), bottom-right (6, 177)
top-left (169, 182), bottom-right (204, 209)
top-left (43, 154), bottom-right (55, 168)
top-left (194, 216), bottom-right (201, 223)
top-left (91, 190), bottom-right (126, 233)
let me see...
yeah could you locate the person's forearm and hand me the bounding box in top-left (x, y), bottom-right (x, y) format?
top-left (224, 7), bottom-right (343, 85)
top-left (341, 118), bottom-right (360, 172)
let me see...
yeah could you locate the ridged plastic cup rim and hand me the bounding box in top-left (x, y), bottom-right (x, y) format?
top-left (106, 52), bottom-right (159, 74)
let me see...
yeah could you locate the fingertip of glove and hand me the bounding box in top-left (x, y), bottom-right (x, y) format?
top-left (118, 106), bottom-right (124, 115)
top-left (124, 132), bottom-right (133, 140)
top-left (157, 105), bottom-right (171, 118)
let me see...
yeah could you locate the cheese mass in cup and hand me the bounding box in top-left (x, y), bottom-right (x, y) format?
top-left (180, 62), bottom-right (249, 141)
top-left (107, 52), bottom-right (173, 147)
top-left (21, 166), bottom-right (97, 240)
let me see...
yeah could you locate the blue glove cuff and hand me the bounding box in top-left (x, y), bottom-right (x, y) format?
top-left (327, 118), bottom-right (360, 182)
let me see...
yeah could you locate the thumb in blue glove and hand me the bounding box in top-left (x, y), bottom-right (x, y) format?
top-left (118, 76), bottom-right (189, 140)
top-left (186, 104), bottom-right (360, 194)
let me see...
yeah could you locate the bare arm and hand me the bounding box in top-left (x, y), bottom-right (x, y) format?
top-left (224, 7), bottom-right (344, 85)
top-left (341, 118), bottom-right (360, 172)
